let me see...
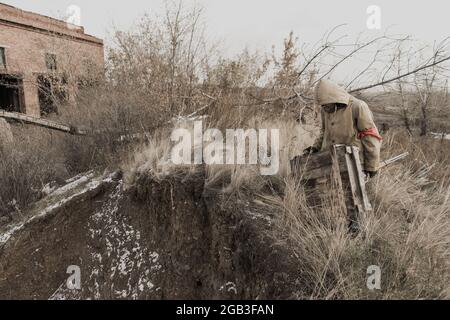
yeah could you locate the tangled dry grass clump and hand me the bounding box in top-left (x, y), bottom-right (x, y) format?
top-left (0, 128), bottom-right (68, 219)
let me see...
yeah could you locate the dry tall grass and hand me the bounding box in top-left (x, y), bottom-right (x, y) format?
top-left (123, 121), bottom-right (449, 299)
top-left (266, 132), bottom-right (450, 299)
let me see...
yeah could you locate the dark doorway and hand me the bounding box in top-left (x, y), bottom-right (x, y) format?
top-left (0, 74), bottom-right (24, 112)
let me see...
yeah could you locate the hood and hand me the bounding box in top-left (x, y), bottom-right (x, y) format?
top-left (314, 79), bottom-right (350, 106)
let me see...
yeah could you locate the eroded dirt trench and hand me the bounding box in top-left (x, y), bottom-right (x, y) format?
top-left (0, 169), bottom-right (301, 300)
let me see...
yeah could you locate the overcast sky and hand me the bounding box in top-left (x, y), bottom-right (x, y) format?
top-left (2, 0), bottom-right (450, 83)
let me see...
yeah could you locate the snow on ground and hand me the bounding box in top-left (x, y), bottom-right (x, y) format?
top-left (49, 171), bottom-right (95, 197)
top-left (219, 282), bottom-right (238, 295)
top-left (431, 132), bottom-right (450, 140)
top-left (1, 170), bottom-right (162, 300)
top-left (246, 210), bottom-right (273, 225)
top-left (87, 181), bottom-right (162, 299)
top-left (0, 223), bottom-right (24, 245)
top-left (50, 180), bottom-right (162, 300)
top-left (0, 172), bottom-right (114, 247)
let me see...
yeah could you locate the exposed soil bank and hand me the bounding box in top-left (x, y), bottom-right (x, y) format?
top-left (0, 169), bottom-right (301, 300)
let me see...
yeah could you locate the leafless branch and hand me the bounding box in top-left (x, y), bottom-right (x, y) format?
top-left (350, 54), bottom-right (450, 93)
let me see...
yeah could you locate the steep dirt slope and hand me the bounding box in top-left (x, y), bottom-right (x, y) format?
top-left (0, 168), bottom-right (301, 300)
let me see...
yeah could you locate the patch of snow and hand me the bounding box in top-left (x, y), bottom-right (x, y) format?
top-left (50, 171), bottom-right (96, 197)
top-left (118, 133), bottom-right (146, 143)
top-left (431, 132), bottom-right (450, 140)
top-left (64, 170), bottom-right (94, 184)
top-left (41, 183), bottom-right (57, 196)
top-left (219, 282), bottom-right (238, 295)
top-left (31, 174), bottom-right (108, 222)
top-left (0, 172), bottom-right (115, 247)
top-left (150, 252), bottom-right (159, 263)
top-left (49, 281), bottom-right (82, 301)
top-left (0, 223), bottom-right (25, 245)
top-left (83, 182), bottom-right (161, 300)
top-left (246, 210), bottom-right (273, 224)
top-left (172, 114), bottom-right (209, 123)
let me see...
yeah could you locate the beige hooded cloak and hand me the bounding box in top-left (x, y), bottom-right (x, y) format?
top-left (313, 80), bottom-right (382, 172)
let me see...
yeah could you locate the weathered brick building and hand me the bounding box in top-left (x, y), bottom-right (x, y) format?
top-left (0, 3), bottom-right (104, 117)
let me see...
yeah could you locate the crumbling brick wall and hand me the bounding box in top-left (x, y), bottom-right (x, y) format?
top-left (0, 3), bottom-right (104, 117)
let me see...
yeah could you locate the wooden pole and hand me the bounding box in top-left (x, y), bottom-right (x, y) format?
top-left (0, 110), bottom-right (87, 136)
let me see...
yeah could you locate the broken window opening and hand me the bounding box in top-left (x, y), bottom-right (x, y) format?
top-left (0, 74), bottom-right (24, 113)
top-left (37, 74), bottom-right (68, 116)
top-left (0, 47), bottom-right (6, 68)
top-left (45, 53), bottom-right (57, 71)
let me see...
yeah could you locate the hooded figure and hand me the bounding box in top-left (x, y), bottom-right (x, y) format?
top-left (310, 80), bottom-right (382, 176)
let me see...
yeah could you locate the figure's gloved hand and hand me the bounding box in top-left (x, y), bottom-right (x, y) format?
top-left (363, 170), bottom-right (378, 178)
top-left (303, 146), bottom-right (319, 156)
